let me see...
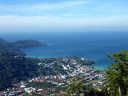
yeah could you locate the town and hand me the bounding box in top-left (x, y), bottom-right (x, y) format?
top-left (0, 57), bottom-right (107, 96)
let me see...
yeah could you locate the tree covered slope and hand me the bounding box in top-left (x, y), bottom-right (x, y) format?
top-left (0, 38), bottom-right (46, 55)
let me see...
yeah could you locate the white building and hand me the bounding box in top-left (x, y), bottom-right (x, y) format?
top-left (24, 87), bottom-right (36, 93)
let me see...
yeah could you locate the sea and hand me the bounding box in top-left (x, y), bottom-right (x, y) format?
top-left (1, 31), bottom-right (128, 69)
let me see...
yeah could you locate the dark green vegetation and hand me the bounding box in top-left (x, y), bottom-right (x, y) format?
top-left (0, 38), bottom-right (46, 55)
top-left (26, 81), bottom-right (56, 89)
top-left (12, 39), bottom-right (46, 48)
top-left (55, 86), bottom-right (68, 93)
top-left (0, 51), bottom-right (65, 91)
top-left (65, 51), bottom-right (128, 96)
top-left (106, 51), bottom-right (128, 96)
top-left (0, 38), bottom-right (25, 55)
top-left (0, 51), bottom-right (28, 90)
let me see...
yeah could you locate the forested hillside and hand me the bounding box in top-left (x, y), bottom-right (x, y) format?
top-left (0, 51), bottom-right (65, 91)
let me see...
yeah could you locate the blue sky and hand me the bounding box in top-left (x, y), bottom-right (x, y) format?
top-left (0, 0), bottom-right (128, 33)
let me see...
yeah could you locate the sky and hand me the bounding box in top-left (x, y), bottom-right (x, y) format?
top-left (0, 0), bottom-right (128, 33)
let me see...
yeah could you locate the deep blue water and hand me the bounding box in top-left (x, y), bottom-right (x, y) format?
top-left (1, 31), bottom-right (128, 69)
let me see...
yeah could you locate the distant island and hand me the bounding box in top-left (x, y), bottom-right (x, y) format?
top-left (0, 38), bottom-right (47, 55)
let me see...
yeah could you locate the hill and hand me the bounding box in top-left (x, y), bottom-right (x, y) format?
top-left (11, 39), bottom-right (47, 48)
top-left (0, 51), bottom-right (65, 91)
top-left (0, 38), bottom-right (46, 55)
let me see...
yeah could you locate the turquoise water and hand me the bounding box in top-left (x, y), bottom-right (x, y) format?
top-left (1, 32), bottom-right (128, 69)
top-left (98, 78), bottom-right (102, 80)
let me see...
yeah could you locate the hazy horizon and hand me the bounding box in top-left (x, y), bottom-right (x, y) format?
top-left (0, 0), bottom-right (128, 33)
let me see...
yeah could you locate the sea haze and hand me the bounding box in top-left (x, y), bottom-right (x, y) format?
top-left (1, 31), bottom-right (128, 69)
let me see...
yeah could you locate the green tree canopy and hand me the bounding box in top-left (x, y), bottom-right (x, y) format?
top-left (65, 76), bottom-right (86, 96)
top-left (65, 76), bottom-right (105, 96)
top-left (106, 50), bottom-right (128, 96)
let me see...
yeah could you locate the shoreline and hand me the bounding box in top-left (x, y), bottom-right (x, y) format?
top-left (25, 55), bottom-right (107, 70)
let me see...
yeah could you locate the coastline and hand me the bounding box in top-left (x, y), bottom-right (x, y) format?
top-left (25, 55), bottom-right (107, 70)
top-left (93, 65), bottom-right (108, 70)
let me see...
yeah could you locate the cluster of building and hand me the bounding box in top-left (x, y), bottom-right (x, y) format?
top-left (0, 74), bottom-right (68, 96)
top-left (62, 60), bottom-right (107, 89)
top-left (0, 57), bottom-right (107, 96)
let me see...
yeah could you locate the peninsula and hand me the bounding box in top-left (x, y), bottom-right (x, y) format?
top-left (0, 38), bottom-right (47, 55)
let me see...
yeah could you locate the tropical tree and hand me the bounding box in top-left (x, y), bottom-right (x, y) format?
top-left (65, 76), bottom-right (86, 96)
top-left (65, 76), bottom-right (105, 96)
top-left (106, 50), bottom-right (128, 96)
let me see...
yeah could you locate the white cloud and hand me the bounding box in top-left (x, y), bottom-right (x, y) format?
top-left (62, 13), bottom-right (89, 17)
top-left (0, 15), bottom-right (128, 32)
top-left (0, 0), bottom-right (128, 32)
top-left (28, 1), bottom-right (89, 11)
top-left (0, 16), bottom-right (49, 26)
top-left (0, 1), bottom-right (90, 12)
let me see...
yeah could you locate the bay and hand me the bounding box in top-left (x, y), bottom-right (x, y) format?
top-left (1, 31), bottom-right (128, 69)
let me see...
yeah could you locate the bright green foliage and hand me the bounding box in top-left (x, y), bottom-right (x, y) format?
top-left (65, 76), bottom-right (86, 96)
top-left (106, 51), bottom-right (128, 96)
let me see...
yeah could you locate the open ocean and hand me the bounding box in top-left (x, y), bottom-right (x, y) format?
top-left (1, 31), bottom-right (128, 69)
